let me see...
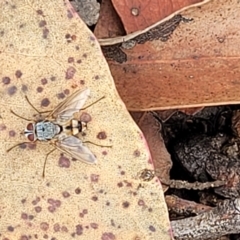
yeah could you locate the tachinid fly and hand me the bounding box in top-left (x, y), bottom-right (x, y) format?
top-left (8, 88), bottom-right (103, 177)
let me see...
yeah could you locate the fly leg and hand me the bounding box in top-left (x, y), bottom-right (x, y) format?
top-left (7, 142), bottom-right (33, 152)
top-left (42, 148), bottom-right (57, 178)
top-left (83, 140), bottom-right (112, 148)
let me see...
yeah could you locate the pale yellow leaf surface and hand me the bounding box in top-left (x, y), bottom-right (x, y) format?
top-left (0, 1), bottom-right (171, 239)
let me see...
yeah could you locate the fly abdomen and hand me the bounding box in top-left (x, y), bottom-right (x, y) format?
top-left (65, 119), bottom-right (86, 136)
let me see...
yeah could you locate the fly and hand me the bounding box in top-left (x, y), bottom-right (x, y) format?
top-left (8, 88), bottom-right (106, 177)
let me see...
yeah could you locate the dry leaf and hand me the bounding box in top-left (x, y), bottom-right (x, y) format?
top-left (0, 0), bottom-right (171, 239)
top-left (112, 0), bottom-right (210, 33)
top-left (131, 112), bottom-right (172, 192)
top-left (108, 0), bottom-right (240, 111)
top-left (94, 0), bottom-right (125, 39)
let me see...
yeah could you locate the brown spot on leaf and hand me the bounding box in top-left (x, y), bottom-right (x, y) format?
top-left (36, 9), bottom-right (43, 15)
top-left (90, 223), bottom-right (98, 229)
top-left (76, 224), bottom-right (83, 235)
top-left (83, 53), bottom-right (87, 58)
top-left (138, 200), bottom-right (145, 206)
top-left (58, 155), bottom-right (70, 168)
top-left (91, 196), bottom-right (98, 201)
top-left (15, 70), bottom-right (22, 78)
top-left (80, 112), bottom-right (92, 123)
top-left (75, 187), bottom-right (81, 194)
top-left (0, 124), bottom-right (6, 131)
top-left (3, 76), bottom-right (11, 85)
top-left (61, 226), bottom-right (68, 232)
top-left (40, 222), bottom-right (49, 231)
top-left (77, 59), bottom-right (82, 64)
top-left (21, 212), bottom-right (28, 220)
top-left (63, 89), bottom-right (70, 95)
top-left (120, 171), bottom-right (125, 175)
top-left (54, 223), bottom-right (60, 232)
top-left (57, 92), bottom-right (65, 99)
top-left (80, 80), bottom-right (85, 85)
top-left (134, 150), bottom-right (140, 157)
top-left (42, 27), bottom-right (49, 39)
top-left (50, 76), bottom-right (56, 81)
top-left (34, 206), bottom-right (42, 213)
top-left (39, 20), bottom-right (47, 27)
top-left (48, 206), bottom-right (56, 213)
top-left (62, 191), bottom-right (70, 198)
top-left (47, 198), bottom-right (61, 207)
top-left (32, 196), bottom-right (40, 205)
top-left (94, 75), bottom-right (100, 80)
top-left (20, 236), bottom-right (29, 240)
top-left (71, 35), bottom-right (77, 41)
top-left (65, 33), bottom-right (71, 39)
top-left (90, 36), bottom-right (96, 41)
top-left (41, 78), bottom-right (48, 85)
top-left (97, 131), bottom-right (107, 140)
top-left (67, 10), bottom-right (73, 18)
top-left (21, 84), bottom-right (28, 92)
top-left (65, 66), bottom-right (76, 80)
top-left (122, 201), bottom-right (130, 208)
top-left (37, 86), bottom-right (43, 93)
top-left (28, 215), bottom-right (34, 220)
top-left (149, 225), bottom-right (156, 232)
top-left (102, 150), bottom-right (107, 155)
top-left (101, 232), bottom-right (116, 240)
top-left (117, 182), bottom-right (123, 188)
top-left (110, 219), bottom-right (115, 227)
top-left (7, 226), bottom-right (14, 232)
top-left (7, 86), bottom-right (17, 95)
top-left (41, 98), bottom-right (50, 107)
top-left (68, 57), bottom-right (74, 63)
top-left (90, 174), bottom-right (99, 183)
top-left (9, 130), bottom-right (16, 137)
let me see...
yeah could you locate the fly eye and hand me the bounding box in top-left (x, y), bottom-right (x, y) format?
top-left (26, 123), bottom-right (34, 131)
top-left (27, 133), bottom-right (35, 142)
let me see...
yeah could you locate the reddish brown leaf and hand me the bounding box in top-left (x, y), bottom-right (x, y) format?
top-left (108, 0), bottom-right (240, 111)
top-left (94, 0), bottom-right (125, 38)
top-left (131, 112), bottom-right (172, 191)
top-left (112, 0), bottom-right (210, 33)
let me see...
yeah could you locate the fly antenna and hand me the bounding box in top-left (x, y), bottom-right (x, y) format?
top-left (25, 95), bottom-right (41, 114)
top-left (10, 110), bottom-right (33, 121)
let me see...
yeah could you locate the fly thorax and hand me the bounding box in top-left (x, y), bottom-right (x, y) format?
top-left (35, 121), bottom-right (61, 141)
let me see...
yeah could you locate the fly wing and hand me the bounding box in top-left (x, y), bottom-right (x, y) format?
top-left (56, 136), bottom-right (97, 164)
top-left (51, 88), bottom-right (90, 121)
